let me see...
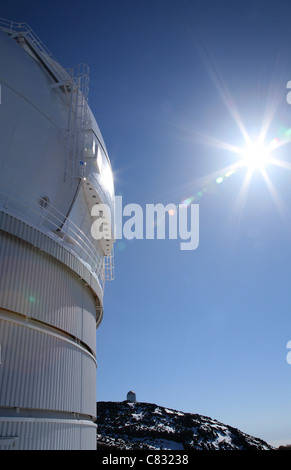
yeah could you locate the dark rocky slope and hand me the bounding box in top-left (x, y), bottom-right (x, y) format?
top-left (96, 401), bottom-right (273, 450)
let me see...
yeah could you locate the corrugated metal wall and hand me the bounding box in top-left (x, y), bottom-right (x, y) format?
top-left (0, 210), bottom-right (104, 317)
top-left (0, 317), bottom-right (97, 414)
top-left (0, 230), bottom-right (97, 354)
top-left (0, 231), bottom-right (98, 449)
top-left (0, 418), bottom-right (96, 450)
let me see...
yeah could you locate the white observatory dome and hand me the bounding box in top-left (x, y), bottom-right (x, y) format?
top-left (0, 19), bottom-right (115, 450)
top-left (127, 391), bottom-right (136, 403)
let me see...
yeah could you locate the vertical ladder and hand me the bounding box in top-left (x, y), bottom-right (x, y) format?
top-left (64, 63), bottom-right (91, 184)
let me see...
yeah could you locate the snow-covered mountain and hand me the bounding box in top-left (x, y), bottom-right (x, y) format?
top-left (96, 401), bottom-right (273, 450)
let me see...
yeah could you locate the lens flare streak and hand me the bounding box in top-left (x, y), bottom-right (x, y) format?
top-left (179, 128), bottom-right (291, 220)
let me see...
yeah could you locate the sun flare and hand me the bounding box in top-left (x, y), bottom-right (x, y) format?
top-left (240, 142), bottom-right (272, 171)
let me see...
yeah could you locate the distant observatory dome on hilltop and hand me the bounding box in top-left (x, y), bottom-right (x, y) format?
top-left (0, 18), bottom-right (115, 450)
top-left (127, 391), bottom-right (137, 403)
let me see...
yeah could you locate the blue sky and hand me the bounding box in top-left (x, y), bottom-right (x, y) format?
top-left (3, 0), bottom-right (291, 447)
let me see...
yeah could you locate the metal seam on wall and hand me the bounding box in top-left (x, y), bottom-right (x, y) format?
top-left (0, 312), bottom-right (97, 365)
top-left (0, 417), bottom-right (97, 425)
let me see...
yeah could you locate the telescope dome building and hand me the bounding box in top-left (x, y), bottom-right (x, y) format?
top-left (0, 19), bottom-right (114, 449)
top-left (126, 391), bottom-right (136, 403)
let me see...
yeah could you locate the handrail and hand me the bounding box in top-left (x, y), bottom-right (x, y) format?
top-left (0, 18), bottom-right (57, 63)
top-left (0, 18), bottom-right (88, 93)
top-left (0, 173), bottom-right (114, 288)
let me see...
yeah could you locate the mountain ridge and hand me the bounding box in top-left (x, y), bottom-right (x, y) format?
top-left (96, 400), bottom-right (273, 450)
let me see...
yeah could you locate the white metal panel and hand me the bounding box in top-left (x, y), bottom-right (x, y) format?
top-left (0, 29), bottom-right (79, 220)
top-left (0, 231), bottom-right (97, 353)
top-left (0, 316), bottom-right (96, 416)
top-left (0, 211), bottom-right (105, 303)
top-left (0, 418), bottom-right (96, 450)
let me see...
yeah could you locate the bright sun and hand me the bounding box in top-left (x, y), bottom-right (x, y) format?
top-left (240, 142), bottom-right (271, 171)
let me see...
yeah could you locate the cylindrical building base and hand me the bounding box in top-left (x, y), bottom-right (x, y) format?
top-left (0, 414), bottom-right (97, 450)
top-left (0, 230), bottom-right (98, 449)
